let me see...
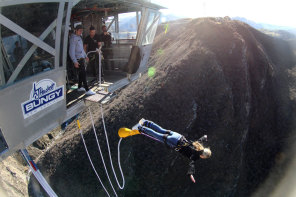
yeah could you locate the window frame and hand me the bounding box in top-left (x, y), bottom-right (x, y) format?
top-left (0, 0), bottom-right (73, 88)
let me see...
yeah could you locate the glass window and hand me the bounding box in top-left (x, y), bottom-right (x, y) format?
top-left (2, 32), bottom-right (28, 71)
top-left (1, 3), bottom-right (59, 39)
top-left (15, 48), bottom-right (54, 82)
top-left (103, 12), bottom-right (141, 44)
top-left (119, 12), bottom-right (139, 40)
top-left (0, 3), bottom-right (58, 89)
top-left (104, 16), bottom-right (116, 41)
top-left (142, 11), bottom-right (159, 45)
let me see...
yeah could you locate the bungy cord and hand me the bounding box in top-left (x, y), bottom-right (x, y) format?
top-left (78, 104), bottom-right (125, 197)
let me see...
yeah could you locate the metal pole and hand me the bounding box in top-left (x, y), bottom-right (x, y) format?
top-left (99, 49), bottom-right (102, 86)
top-left (62, 1), bottom-right (73, 68)
top-left (136, 11), bottom-right (139, 29)
top-left (63, 1), bottom-right (73, 89)
top-left (143, 13), bottom-right (160, 39)
top-left (135, 8), bottom-right (148, 46)
top-left (20, 149), bottom-right (58, 197)
top-left (0, 7), bottom-right (5, 86)
top-left (106, 18), bottom-right (115, 31)
top-left (54, 2), bottom-right (65, 67)
top-left (114, 14), bottom-right (119, 44)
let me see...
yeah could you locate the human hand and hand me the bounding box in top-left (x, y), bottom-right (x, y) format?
top-left (86, 57), bottom-right (89, 63)
top-left (190, 175), bottom-right (196, 183)
top-left (74, 62), bottom-right (79, 68)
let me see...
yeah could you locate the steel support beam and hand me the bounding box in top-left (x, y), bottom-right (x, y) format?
top-left (62, 1), bottom-right (73, 68)
top-left (0, 7), bottom-right (4, 86)
top-left (114, 14), bottom-right (119, 44)
top-left (54, 2), bottom-right (65, 67)
top-left (21, 149), bottom-right (58, 197)
top-left (0, 0), bottom-right (69, 7)
top-left (106, 18), bottom-right (115, 31)
top-left (144, 12), bottom-right (160, 37)
top-left (135, 8), bottom-right (148, 46)
top-left (136, 11), bottom-right (139, 29)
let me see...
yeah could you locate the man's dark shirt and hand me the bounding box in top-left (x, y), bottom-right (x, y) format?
top-left (100, 32), bottom-right (112, 48)
top-left (84, 34), bottom-right (101, 52)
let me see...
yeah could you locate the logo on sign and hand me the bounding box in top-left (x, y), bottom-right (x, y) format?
top-left (21, 79), bottom-right (64, 119)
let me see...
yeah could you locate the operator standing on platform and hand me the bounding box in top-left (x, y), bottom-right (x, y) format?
top-left (84, 26), bottom-right (103, 79)
top-left (69, 25), bottom-right (96, 96)
top-left (100, 25), bottom-right (114, 70)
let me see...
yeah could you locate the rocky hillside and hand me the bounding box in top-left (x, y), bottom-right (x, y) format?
top-left (24, 17), bottom-right (296, 196)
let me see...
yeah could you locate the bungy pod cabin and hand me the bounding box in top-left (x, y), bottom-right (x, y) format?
top-left (0, 0), bottom-right (164, 191)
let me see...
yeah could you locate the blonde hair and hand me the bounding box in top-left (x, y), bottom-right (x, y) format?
top-left (192, 141), bottom-right (212, 158)
top-left (192, 141), bottom-right (204, 151)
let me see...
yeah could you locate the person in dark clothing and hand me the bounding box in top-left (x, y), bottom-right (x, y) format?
top-left (100, 25), bottom-right (114, 70)
top-left (136, 119), bottom-right (211, 183)
top-left (84, 26), bottom-right (101, 52)
top-left (84, 26), bottom-right (103, 78)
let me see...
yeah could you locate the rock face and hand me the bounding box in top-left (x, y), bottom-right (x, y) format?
top-left (34, 18), bottom-right (296, 197)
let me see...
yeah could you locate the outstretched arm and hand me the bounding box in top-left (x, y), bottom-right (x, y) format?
top-left (187, 160), bottom-right (196, 183)
top-left (190, 175), bottom-right (196, 183)
top-left (197, 135), bottom-right (208, 143)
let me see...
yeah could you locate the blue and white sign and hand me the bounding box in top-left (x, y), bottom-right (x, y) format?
top-left (21, 79), bottom-right (64, 119)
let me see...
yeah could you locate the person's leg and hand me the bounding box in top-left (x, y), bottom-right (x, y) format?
top-left (138, 125), bottom-right (182, 148)
top-left (142, 120), bottom-right (170, 134)
top-left (78, 59), bottom-right (89, 91)
top-left (138, 126), bottom-right (165, 143)
top-left (77, 67), bottom-right (82, 88)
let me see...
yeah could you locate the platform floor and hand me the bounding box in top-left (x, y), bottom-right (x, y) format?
top-left (66, 70), bottom-right (126, 108)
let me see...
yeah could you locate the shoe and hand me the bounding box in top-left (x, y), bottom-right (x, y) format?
top-left (85, 89), bottom-right (96, 96)
top-left (139, 118), bottom-right (145, 126)
top-left (132, 123), bottom-right (140, 131)
top-left (77, 87), bottom-right (86, 92)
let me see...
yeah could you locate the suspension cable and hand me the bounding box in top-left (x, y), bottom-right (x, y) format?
top-left (77, 104), bottom-right (125, 197)
top-left (99, 104), bottom-right (125, 189)
top-left (88, 106), bottom-right (119, 196)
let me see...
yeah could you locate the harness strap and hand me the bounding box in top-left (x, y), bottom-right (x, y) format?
top-left (165, 130), bottom-right (171, 134)
top-left (175, 136), bottom-right (190, 151)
